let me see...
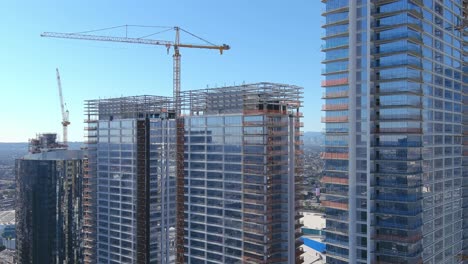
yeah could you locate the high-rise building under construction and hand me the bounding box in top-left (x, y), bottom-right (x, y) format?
top-left (84, 96), bottom-right (177, 264)
top-left (178, 83), bottom-right (304, 263)
top-left (16, 133), bottom-right (84, 264)
top-left (321, 0), bottom-right (466, 263)
top-left (84, 83), bottom-right (304, 264)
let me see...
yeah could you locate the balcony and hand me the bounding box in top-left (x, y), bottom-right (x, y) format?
top-left (373, 58), bottom-right (423, 70)
top-left (265, 121), bottom-right (289, 126)
top-left (373, 127), bottom-right (422, 134)
top-left (321, 176), bottom-right (349, 185)
top-left (321, 116), bottom-right (349, 123)
top-left (322, 104), bottom-right (349, 111)
top-left (321, 78), bottom-right (348, 87)
top-left (243, 121), bottom-right (266, 126)
top-left (324, 213), bottom-right (348, 222)
top-left (372, 233), bottom-right (422, 243)
top-left (325, 238), bottom-right (349, 247)
top-left (295, 122), bottom-right (304, 127)
top-left (324, 166), bottom-right (348, 172)
top-left (322, 4), bottom-right (349, 16)
top-left (268, 130), bottom-right (289, 136)
top-left (372, 141), bottom-right (422, 147)
top-left (373, 257), bottom-right (423, 264)
top-left (375, 247), bottom-right (422, 258)
top-left (243, 226), bottom-right (265, 236)
top-left (373, 20), bottom-right (423, 33)
top-left (322, 200), bottom-right (348, 210)
top-left (372, 45), bottom-right (422, 57)
top-left (320, 152), bottom-right (349, 160)
top-left (373, 155), bottom-right (422, 162)
top-left (373, 207), bottom-right (422, 216)
top-left (322, 67), bottom-right (348, 75)
top-left (324, 226), bottom-right (348, 235)
top-left (373, 193), bottom-right (422, 202)
top-left (322, 90), bottom-right (348, 99)
top-left (324, 188), bottom-right (348, 197)
top-left (321, 42), bottom-right (349, 51)
top-left (374, 30), bottom-right (423, 44)
top-left (375, 180), bottom-right (422, 189)
top-left (323, 15), bottom-right (349, 28)
top-left (372, 101), bottom-right (423, 108)
top-left (322, 56), bottom-right (349, 64)
top-left (371, 114), bottom-right (422, 121)
top-left (376, 220), bottom-right (422, 230)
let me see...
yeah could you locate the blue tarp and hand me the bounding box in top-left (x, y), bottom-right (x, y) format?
top-left (302, 237), bottom-right (326, 253)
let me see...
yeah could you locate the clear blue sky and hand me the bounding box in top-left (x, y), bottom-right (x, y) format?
top-left (0, 1), bottom-right (323, 142)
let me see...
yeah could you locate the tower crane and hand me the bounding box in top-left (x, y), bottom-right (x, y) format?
top-left (41, 26), bottom-right (230, 115)
top-left (56, 68), bottom-right (70, 145)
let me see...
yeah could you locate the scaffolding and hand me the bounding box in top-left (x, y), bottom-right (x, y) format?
top-left (84, 95), bottom-right (174, 120)
top-left (179, 82), bottom-right (303, 116)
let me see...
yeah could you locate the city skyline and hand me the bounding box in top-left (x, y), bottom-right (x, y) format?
top-left (0, 1), bottom-right (323, 143)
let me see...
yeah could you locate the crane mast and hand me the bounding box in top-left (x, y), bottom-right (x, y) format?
top-left (56, 68), bottom-right (70, 145)
top-left (41, 26), bottom-right (230, 116)
top-left (173, 27), bottom-right (181, 116)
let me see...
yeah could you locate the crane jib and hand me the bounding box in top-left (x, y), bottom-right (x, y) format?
top-left (41, 27), bottom-right (230, 118)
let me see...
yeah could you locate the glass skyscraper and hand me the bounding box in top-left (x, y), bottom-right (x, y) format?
top-left (178, 83), bottom-right (304, 264)
top-left (85, 96), bottom-right (177, 264)
top-left (322, 0), bottom-right (466, 263)
top-left (16, 134), bottom-right (84, 264)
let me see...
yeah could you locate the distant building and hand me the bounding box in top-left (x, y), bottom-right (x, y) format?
top-left (16, 133), bottom-right (83, 264)
top-left (179, 83), bottom-right (304, 263)
top-left (84, 96), bottom-right (177, 264)
top-left (0, 210), bottom-right (16, 251)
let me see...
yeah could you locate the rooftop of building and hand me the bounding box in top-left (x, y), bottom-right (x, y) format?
top-left (85, 95), bottom-right (174, 120)
top-left (180, 82), bottom-right (303, 115)
top-left (84, 83), bottom-right (303, 119)
top-left (302, 212), bottom-right (325, 230)
top-left (0, 211), bottom-right (15, 226)
top-left (0, 249), bottom-right (15, 264)
top-left (20, 149), bottom-right (83, 161)
top-left (28, 133), bottom-right (68, 154)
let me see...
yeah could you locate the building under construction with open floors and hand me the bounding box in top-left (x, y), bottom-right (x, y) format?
top-left (177, 83), bottom-right (304, 264)
top-left (84, 96), bottom-right (177, 264)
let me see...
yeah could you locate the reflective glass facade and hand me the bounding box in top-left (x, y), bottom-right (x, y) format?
top-left (85, 96), bottom-right (176, 264)
top-left (322, 0), bottom-right (466, 263)
top-left (16, 148), bottom-right (84, 264)
top-left (179, 83), bottom-right (304, 264)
